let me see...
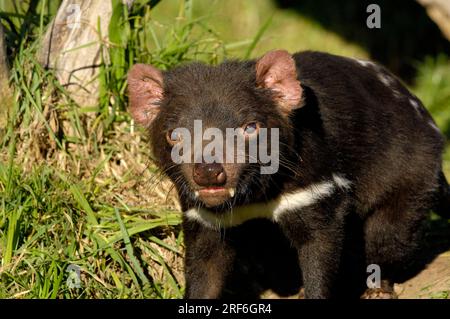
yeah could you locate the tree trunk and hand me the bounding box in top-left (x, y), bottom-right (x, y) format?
top-left (417, 0), bottom-right (450, 41)
top-left (0, 24), bottom-right (12, 133)
top-left (37, 0), bottom-right (113, 107)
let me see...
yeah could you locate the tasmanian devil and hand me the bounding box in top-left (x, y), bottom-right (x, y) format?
top-left (127, 50), bottom-right (450, 299)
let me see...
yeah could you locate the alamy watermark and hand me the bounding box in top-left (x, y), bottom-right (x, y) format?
top-left (66, 264), bottom-right (81, 289)
top-left (170, 120), bottom-right (279, 174)
top-left (366, 264), bottom-right (381, 289)
top-left (366, 4), bottom-right (381, 29)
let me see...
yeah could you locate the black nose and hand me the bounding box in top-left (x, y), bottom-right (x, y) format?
top-left (193, 163), bottom-right (227, 187)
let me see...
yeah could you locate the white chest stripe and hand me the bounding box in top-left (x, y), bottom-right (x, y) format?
top-left (185, 174), bottom-right (351, 229)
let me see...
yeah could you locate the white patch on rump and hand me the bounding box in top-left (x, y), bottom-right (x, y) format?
top-left (428, 121), bottom-right (441, 133)
top-left (354, 58), bottom-right (403, 99)
top-left (185, 175), bottom-right (352, 229)
top-left (355, 59), bottom-right (374, 68)
top-left (409, 98), bottom-right (422, 115)
top-left (377, 73), bottom-right (393, 87)
top-left (376, 72), bottom-right (402, 98)
top-left (409, 98), bottom-right (419, 110)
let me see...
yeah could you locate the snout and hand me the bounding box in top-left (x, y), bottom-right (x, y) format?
top-left (193, 163), bottom-right (226, 186)
top-left (192, 163), bottom-right (235, 207)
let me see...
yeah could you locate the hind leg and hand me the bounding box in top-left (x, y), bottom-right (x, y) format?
top-left (363, 193), bottom-right (429, 298)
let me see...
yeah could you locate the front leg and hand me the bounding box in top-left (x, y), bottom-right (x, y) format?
top-left (183, 218), bottom-right (235, 299)
top-left (298, 227), bottom-right (344, 298)
top-left (278, 198), bottom-right (348, 299)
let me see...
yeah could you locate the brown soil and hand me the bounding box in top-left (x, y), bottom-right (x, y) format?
top-left (396, 251), bottom-right (450, 299)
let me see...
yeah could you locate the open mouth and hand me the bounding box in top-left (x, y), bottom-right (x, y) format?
top-left (193, 187), bottom-right (236, 207)
top-left (195, 187), bottom-right (235, 197)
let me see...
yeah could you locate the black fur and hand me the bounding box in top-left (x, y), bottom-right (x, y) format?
top-left (138, 51), bottom-right (448, 298)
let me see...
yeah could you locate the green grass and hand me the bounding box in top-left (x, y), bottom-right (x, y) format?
top-left (0, 0), bottom-right (449, 299)
top-left (0, 0), bottom-right (204, 299)
top-left (0, 159), bottom-right (183, 298)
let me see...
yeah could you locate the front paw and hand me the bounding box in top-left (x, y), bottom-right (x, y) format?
top-left (361, 281), bottom-right (397, 299)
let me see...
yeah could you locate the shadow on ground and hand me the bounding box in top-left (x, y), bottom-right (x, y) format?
top-left (406, 217), bottom-right (450, 278)
top-left (393, 217), bottom-right (450, 298)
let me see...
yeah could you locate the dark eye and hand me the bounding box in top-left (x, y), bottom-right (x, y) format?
top-left (166, 129), bottom-right (182, 145)
top-left (243, 122), bottom-right (260, 136)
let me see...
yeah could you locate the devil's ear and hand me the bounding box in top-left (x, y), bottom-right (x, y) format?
top-left (127, 63), bottom-right (164, 127)
top-left (256, 50), bottom-right (303, 114)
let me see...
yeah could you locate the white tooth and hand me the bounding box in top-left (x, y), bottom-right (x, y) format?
top-left (194, 191), bottom-right (199, 198)
top-left (229, 188), bottom-right (235, 198)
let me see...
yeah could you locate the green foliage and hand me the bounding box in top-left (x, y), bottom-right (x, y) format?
top-left (0, 0), bottom-right (449, 299)
top-left (98, 0), bottom-right (229, 130)
top-left (0, 0), bottom-right (61, 53)
top-left (411, 54), bottom-right (450, 176)
top-left (413, 54), bottom-right (450, 139)
top-left (0, 160), bottom-right (183, 298)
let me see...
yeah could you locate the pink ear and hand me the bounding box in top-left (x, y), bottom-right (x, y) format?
top-left (127, 63), bottom-right (164, 127)
top-left (256, 50), bottom-right (303, 114)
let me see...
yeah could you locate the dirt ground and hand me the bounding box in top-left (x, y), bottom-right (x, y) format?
top-left (396, 251), bottom-right (450, 299)
top-left (261, 251), bottom-right (450, 299)
top-left (261, 223), bottom-right (450, 299)
top-left (396, 218), bottom-right (450, 299)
